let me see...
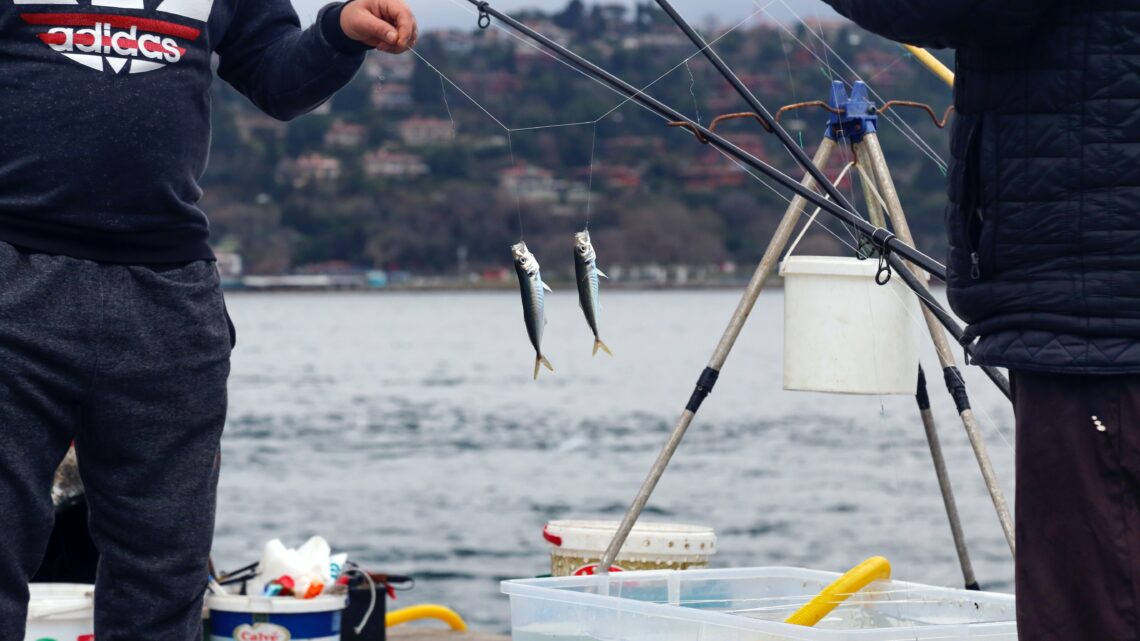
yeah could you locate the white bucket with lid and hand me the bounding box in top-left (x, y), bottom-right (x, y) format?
top-left (780, 255), bottom-right (921, 395)
top-left (206, 594), bottom-right (347, 641)
top-left (25, 583), bottom-right (95, 641)
top-left (543, 520), bottom-right (716, 576)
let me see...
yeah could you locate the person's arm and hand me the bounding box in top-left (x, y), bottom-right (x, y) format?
top-left (821, 0), bottom-right (1055, 49)
top-left (215, 0), bottom-right (417, 121)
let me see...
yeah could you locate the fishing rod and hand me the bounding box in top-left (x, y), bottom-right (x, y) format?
top-left (467, 0), bottom-right (947, 283)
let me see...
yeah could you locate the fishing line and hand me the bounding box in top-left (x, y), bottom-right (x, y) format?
top-left (854, 173), bottom-right (1015, 455)
top-left (776, 29), bottom-right (803, 148)
top-left (506, 130), bottom-right (525, 238)
top-left (684, 60), bottom-right (702, 125)
top-left (439, 75), bottom-right (457, 139)
top-left (585, 123), bottom-right (597, 229)
top-left (760, 0), bottom-right (949, 173)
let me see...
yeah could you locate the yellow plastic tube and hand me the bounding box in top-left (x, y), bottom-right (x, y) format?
top-left (903, 44), bottom-right (955, 88)
top-left (784, 556), bottom-right (892, 627)
top-left (386, 604), bottom-right (468, 631)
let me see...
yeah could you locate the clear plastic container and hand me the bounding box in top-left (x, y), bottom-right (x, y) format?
top-left (503, 566), bottom-right (1016, 641)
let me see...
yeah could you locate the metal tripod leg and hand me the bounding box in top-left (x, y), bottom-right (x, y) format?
top-left (597, 138), bottom-right (838, 572)
top-left (858, 133), bottom-right (1016, 557)
top-left (853, 156), bottom-right (981, 588)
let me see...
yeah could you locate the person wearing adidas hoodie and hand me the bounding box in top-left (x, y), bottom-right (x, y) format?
top-left (0, 0), bottom-right (415, 638)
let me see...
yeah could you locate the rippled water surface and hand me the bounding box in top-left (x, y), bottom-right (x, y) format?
top-left (212, 290), bottom-right (1016, 632)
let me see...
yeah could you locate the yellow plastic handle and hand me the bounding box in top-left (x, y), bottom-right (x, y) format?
top-left (784, 556), bottom-right (891, 627)
top-left (386, 604), bottom-right (468, 631)
top-left (903, 45), bottom-right (954, 88)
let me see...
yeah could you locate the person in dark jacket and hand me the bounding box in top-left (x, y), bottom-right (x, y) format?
top-left (0, 0), bottom-right (415, 639)
top-left (822, 1), bottom-right (1140, 638)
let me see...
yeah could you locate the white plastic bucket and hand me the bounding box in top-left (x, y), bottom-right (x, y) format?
top-left (25, 583), bottom-right (95, 641)
top-left (206, 594), bottom-right (346, 641)
top-left (780, 255), bottom-right (920, 395)
top-left (543, 520), bottom-right (716, 576)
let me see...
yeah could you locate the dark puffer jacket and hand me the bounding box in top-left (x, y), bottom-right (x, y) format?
top-left (823, 0), bottom-right (1140, 374)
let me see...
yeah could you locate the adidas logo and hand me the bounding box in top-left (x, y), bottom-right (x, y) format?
top-left (16, 0), bottom-right (214, 74)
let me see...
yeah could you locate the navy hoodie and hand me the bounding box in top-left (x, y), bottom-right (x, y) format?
top-left (0, 0), bottom-right (369, 263)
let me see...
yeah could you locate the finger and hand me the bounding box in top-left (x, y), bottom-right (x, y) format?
top-left (392, 5), bottom-right (416, 48)
top-left (356, 13), bottom-right (400, 47)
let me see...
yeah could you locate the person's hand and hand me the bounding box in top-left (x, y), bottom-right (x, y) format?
top-left (340, 0), bottom-right (418, 54)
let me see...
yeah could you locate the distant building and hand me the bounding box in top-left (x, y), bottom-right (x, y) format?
top-left (363, 149), bottom-right (430, 179)
top-left (215, 251), bottom-right (243, 283)
top-left (500, 165), bottom-right (557, 203)
top-left (600, 165), bottom-right (642, 191)
top-left (324, 119), bottom-right (367, 148)
top-left (677, 152), bottom-right (745, 190)
top-left (280, 154), bottom-right (342, 188)
top-left (398, 117), bottom-right (455, 146)
top-left (371, 82), bottom-right (413, 110)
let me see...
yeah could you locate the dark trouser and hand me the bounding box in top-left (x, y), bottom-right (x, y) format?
top-left (1013, 371), bottom-right (1140, 640)
top-left (0, 243), bottom-right (233, 640)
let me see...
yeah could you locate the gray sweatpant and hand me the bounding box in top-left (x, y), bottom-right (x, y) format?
top-left (0, 242), bottom-right (233, 640)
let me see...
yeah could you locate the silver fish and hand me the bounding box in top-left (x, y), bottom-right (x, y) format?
top-left (512, 241), bottom-right (554, 379)
top-left (573, 230), bottom-right (612, 356)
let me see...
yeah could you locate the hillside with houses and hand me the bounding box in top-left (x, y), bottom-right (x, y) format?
top-left (202, 0), bottom-right (953, 287)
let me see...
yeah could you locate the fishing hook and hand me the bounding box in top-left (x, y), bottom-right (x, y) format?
top-left (877, 101), bottom-right (955, 129)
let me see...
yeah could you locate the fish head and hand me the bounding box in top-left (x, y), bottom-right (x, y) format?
top-left (511, 241), bottom-right (540, 275)
top-left (573, 230), bottom-right (595, 263)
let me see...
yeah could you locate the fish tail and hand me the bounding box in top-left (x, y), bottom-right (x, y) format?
top-left (593, 337), bottom-right (612, 357)
top-left (534, 354), bottom-right (554, 379)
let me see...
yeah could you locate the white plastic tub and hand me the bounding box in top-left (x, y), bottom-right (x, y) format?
top-left (25, 583), bottom-right (95, 641)
top-left (503, 567), bottom-right (1016, 641)
top-left (780, 256), bottom-right (921, 395)
top-left (543, 521), bottom-right (717, 576)
top-left (206, 594), bottom-right (347, 641)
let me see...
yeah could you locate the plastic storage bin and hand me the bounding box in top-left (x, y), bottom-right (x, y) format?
top-left (503, 566), bottom-right (1016, 641)
top-left (25, 583), bottom-right (94, 641)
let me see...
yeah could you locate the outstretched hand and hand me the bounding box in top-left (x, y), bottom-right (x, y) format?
top-left (340, 0), bottom-right (418, 54)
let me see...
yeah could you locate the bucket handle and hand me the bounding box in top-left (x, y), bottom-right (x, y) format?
top-left (782, 161), bottom-right (857, 265)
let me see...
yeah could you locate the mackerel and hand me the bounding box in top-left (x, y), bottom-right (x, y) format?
top-left (573, 230), bottom-right (611, 356)
top-left (512, 241), bottom-right (554, 379)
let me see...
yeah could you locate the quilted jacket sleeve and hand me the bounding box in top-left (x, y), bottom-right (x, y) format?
top-left (821, 0), bottom-right (1059, 49)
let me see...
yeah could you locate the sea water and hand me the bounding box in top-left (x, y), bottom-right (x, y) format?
top-left (212, 290), bottom-right (1017, 632)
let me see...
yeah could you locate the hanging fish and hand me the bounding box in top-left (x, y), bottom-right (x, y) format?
top-left (573, 230), bottom-right (612, 357)
top-left (512, 241), bottom-right (554, 379)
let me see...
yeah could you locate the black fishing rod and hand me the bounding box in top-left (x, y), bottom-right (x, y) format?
top-left (466, 0), bottom-right (947, 283)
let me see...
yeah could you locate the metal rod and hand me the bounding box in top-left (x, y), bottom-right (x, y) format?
top-left (861, 133), bottom-right (1015, 556)
top-left (916, 366), bottom-right (979, 590)
top-left (597, 139), bottom-right (838, 573)
top-left (465, 0), bottom-right (949, 282)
